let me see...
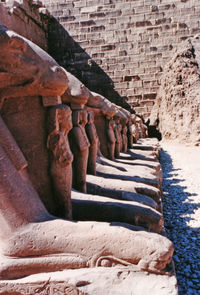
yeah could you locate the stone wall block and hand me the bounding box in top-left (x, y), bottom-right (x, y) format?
top-left (40, 0), bottom-right (200, 118)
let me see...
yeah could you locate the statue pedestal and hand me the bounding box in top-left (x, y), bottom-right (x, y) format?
top-left (0, 266), bottom-right (178, 295)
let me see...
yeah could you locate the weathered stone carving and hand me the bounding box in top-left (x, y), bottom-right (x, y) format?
top-left (61, 70), bottom-right (90, 109)
top-left (0, 23), bottom-right (69, 214)
top-left (122, 125), bottom-right (128, 152)
top-left (0, 23), bottom-right (67, 109)
top-left (127, 119), bottom-right (133, 148)
top-left (71, 98), bottom-right (162, 230)
top-left (86, 92), bottom-right (116, 159)
top-left (0, 113), bottom-right (172, 279)
top-left (136, 116), bottom-right (148, 139)
top-left (87, 174), bottom-right (161, 203)
top-left (85, 111), bottom-right (98, 175)
top-left (69, 109), bottom-right (90, 193)
top-left (47, 104), bottom-right (73, 219)
top-left (0, 25), bottom-right (174, 282)
top-left (0, 267), bottom-right (178, 295)
top-left (72, 191), bottom-right (163, 233)
top-left (87, 91), bottom-right (116, 117)
top-left (114, 117), bottom-right (122, 158)
top-left (0, 115), bottom-right (28, 173)
top-left (0, 116), bottom-right (172, 279)
top-left (95, 159), bottom-right (160, 188)
top-left (113, 107), bottom-right (130, 157)
top-left (106, 115), bottom-right (116, 160)
top-left (131, 115), bottom-right (138, 143)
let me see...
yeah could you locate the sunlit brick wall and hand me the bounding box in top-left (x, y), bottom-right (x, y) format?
top-left (42, 0), bottom-right (200, 118)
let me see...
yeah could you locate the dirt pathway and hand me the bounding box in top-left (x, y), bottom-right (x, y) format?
top-left (160, 142), bottom-right (200, 295)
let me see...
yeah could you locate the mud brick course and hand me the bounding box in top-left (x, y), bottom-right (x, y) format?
top-left (42, 0), bottom-right (200, 118)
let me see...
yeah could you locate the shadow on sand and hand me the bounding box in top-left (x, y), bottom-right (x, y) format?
top-left (160, 149), bottom-right (200, 295)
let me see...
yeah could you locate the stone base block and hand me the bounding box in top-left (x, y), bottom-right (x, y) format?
top-left (0, 267), bottom-right (178, 295)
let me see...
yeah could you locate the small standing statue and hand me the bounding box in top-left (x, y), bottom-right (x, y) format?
top-left (114, 119), bottom-right (122, 158)
top-left (105, 116), bottom-right (116, 160)
top-left (127, 120), bottom-right (133, 148)
top-left (85, 111), bottom-right (99, 175)
top-left (47, 105), bottom-right (73, 219)
top-left (122, 125), bottom-right (128, 153)
top-left (69, 109), bottom-right (90, 193)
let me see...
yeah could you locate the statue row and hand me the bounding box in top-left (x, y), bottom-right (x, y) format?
top-left (0, 23), bottom-right (173, 280)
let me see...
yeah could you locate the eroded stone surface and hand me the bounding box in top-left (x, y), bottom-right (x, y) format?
top-left (87, 175), bottom-right (161, 202)
top-left (150, 36), bottom-right (200, 145)
top-left (61, 70), bottom-right (90, 109)
top-left (85, 111), bottom-right (98, 175)
top-left (0, 24), bottom-right (67, 103)
top-left (0, 268), bottom-right (178, 295)
top-left (95, 162), bottom-right (161, 188)
top-left (72, 190), bottom-right (163, 233)
top-left (0, 21), bottom-right (176, 294)
top-left (69, 109), bottom-right (90, 193)
top-left (47, 104), bottom-right (73, 219)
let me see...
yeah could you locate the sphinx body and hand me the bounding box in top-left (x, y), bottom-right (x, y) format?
top-left (85, 111), bottom-right (98, 175)
top-left (47, 105), bottom-right (73, 219)
top-left (0, 111), bottom-right (173, 279)
top-left (114, 120), bottom-right (122, 158)
top-left (106, 116), bottom-right (116, 160)
top-left (0, 23), bottom-right (67, 103)
top-left (0, 24), bottom-right (173, 280)
top-left (86, 91), bottom-right (116, 160)
top-left (122, 125), bottom-right (128, 152)
top-left (69, 109), bottom-right (90, 193)
top-left (127, 119), bottom-right (133, 148)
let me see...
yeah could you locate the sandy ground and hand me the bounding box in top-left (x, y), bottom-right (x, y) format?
top-left (160, 141), bottom-right (200, 295)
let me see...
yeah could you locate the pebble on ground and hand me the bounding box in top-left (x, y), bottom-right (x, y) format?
top-left (161, 142), bottom-right (200, 295)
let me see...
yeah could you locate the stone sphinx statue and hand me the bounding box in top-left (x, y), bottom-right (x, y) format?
top-left (85, 111), bottom-right (99, 175)
top-left (64, 100), bottom-right (163, 232)
top-left (0, 25), bottom-right (174, 280)
top-left (105, 115), bottom-right (116, 160)
top-left (69, 109), bottom-right (90, 193)
top-left (132, 116), bottom-right (148, 140)
top-left (61, 70), bottom-right (90, 109)
top-left (127, 119), bottom-right (133, 148)
top-left (117, 107), bottom-right (129, 153)
top-left (80, 94), bottom-right (163, 227)
top-left (61, 70), bottom-right (92, 192)
top-left (114, 116), bottom-right (123, 158)
top-left (137, 116), bottom-right (148, 138)
top-left (0, 23), bottom-right (67, 107)
top-left (85, 93), bottom-right (162, 194)
top-left (117, 108), bottom-right (130, 153)
top-left (122, 125), bottom-right (128, 152)
top-left (113, 106), bottom-right (130, 157)
top-left (47, 104), bottom-right (73, 219)
top-left (131, 114), bottom-right (139, 143)
top-left (86, 91), bottom-right (116, 160)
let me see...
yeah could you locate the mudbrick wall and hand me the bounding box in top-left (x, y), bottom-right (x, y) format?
top-left (0, 0), bottom-right (48, 50)
top-left (150, 36), bottom-right (200, 145)
top-left (39, 0), bottom-right (200, 118)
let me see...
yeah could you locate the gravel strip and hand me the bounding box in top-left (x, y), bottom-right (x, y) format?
top-left (160, 142), bottom-right (200, 295)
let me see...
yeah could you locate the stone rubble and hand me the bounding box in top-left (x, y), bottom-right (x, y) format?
top-left (161, 142), bottom-right (200, 295)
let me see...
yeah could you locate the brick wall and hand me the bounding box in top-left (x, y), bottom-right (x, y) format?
top-left (0, 0), bottom-right (48, 51)
top-left (18, 1), bottom-right (200, 117)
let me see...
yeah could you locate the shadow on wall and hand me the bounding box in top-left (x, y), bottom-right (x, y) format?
top-left (47, 16), bottom-right (134, 113)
